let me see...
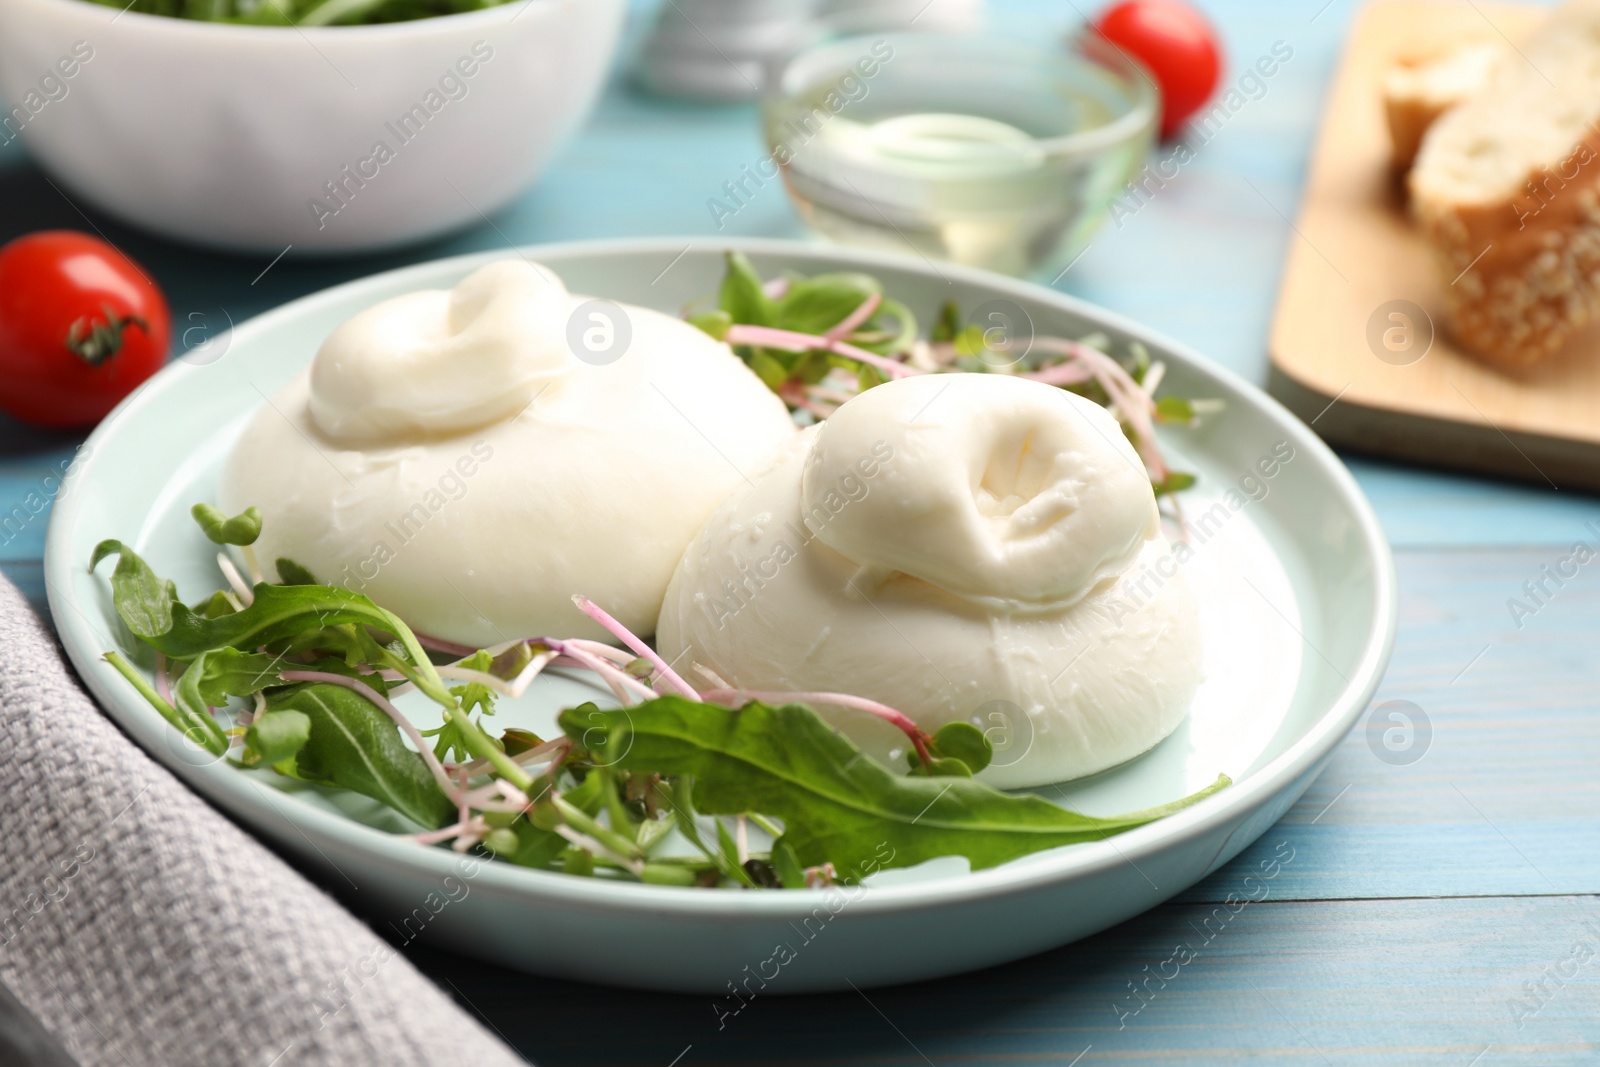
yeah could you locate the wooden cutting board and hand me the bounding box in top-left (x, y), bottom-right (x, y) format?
top-left (1265, 0), bottom-right (1600, 491)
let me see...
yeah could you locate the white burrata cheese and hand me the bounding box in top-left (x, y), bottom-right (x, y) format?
top-left (220, 260), bottom-right (795, 646)
top-left (656, 373), bottom-right (1203, 787)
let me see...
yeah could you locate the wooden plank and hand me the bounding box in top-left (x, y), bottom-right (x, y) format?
top-left (1264, 0), bottom-right (1600, 491)
top-left (415, 895), bottom-right (1600, 1065)
top-left (1344, 455), bottom-right (1600, 548)
top-left (1188, 545), bottom-right (1600, 902)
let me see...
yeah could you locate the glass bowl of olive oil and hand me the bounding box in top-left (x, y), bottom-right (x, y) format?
top-left (763, 32), bottom-right (1157, 279)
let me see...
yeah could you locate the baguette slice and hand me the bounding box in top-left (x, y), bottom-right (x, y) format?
top-left (1383, 42), bottom-right (1506, 170)
top-left (1411, 1), bottom-right (1600, 369)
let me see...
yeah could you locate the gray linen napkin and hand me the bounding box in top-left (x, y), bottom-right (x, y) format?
top-left (0, 571), bottom-right (529, 1067)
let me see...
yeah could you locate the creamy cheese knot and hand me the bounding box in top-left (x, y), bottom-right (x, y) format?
top-left (802, 373), bottom-right (1159, 610)
top-left (223, 259), bottom-right (796, 645)
top-left (309, 260), bottom-right (574, 443)
top-left (657, 373), bottom-right (1202, 788)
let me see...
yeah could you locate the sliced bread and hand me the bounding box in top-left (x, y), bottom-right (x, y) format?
top-left (1410, 1), bottom-right (1600, 369)
top-left (1383, 41), bottom-right (1506, 170)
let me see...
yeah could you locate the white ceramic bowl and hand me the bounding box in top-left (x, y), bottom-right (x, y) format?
top-left (0, 0), bottom-right (624, 253)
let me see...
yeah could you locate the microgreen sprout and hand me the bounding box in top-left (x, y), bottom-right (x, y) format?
top-left (693, 251), bottom-right (1212, 504)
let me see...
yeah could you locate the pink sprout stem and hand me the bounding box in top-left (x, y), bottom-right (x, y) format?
top-left (723, 324), bottom-right (917, 379)
top-left (279, 669), bottom-right (459, 801)
top-left (1021, 360), bottom-right (1096, 387)
top-left (546, 640), bottom-right (658, 704)
top-left (154, 652), bottom-right (171, 705)
top-left (699, 687), bottom-right (934, 766)
top-left (416, 814), bottom-right (489, 848)
top-left (572, 595), bottom-right (696, 698)
top-left (825, 292), bottom-right (882, 341)
top-left (1026, 338), bottom-right (1170, 482)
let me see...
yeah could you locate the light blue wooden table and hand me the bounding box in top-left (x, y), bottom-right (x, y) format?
top-left (3, 1), bottom-right (1596, 1063)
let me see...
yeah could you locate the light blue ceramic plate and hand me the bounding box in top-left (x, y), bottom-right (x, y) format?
top-left (45, 238), bottom-right (1395, 993)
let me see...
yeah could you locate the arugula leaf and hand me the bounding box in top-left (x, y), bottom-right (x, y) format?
top-left (772, 839), bottom-right (805, 889)
top-left (268, 683), bottom-right (454, 829)
top-left (120, 581), bottom-right (438, 698)
top-left (191, 504), bottom-right (262, 546)
top-left (718, 251), bottom-right (775, 327)
top-left (275, 558), bottom-right (318, 586)
top-left (175, 647), bottom-right (290, 708)
top-left (561, 698), bottom-right (1228, 878)
top-left (247, 710), bottom-right (311, 766)
top-left (172, 647), bottom-right (282, 731)
top-left (193, 590), bottom-right (238, 619)
top-left (90, 540), bottom-right (176, 639)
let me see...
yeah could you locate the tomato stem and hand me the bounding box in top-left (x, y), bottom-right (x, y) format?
top-left (65, 302), bottom-right (147, 366)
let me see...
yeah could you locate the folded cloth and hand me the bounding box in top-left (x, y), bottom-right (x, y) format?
top-left (0, 572), bottom-right (529, 1067)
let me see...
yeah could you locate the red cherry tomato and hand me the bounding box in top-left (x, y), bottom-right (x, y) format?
top-left (0, 231), bottom-right (169, 429)
top-left (1093, 0), bottom-right (1223, 139)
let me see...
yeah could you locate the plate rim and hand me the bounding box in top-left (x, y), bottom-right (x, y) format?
top-left (44, 235), bottom-right (1397, 919)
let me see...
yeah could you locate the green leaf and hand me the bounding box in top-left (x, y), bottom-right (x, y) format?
top-left (1154, 471), bottom-right (1198, 497)
top-left (125, 583), bottom-right (432, 693)
top-left (269, 682), bottom-right (455, 830)
top-left (714, 817), bottom-right (758, 888)
top-left (503, 770), bottom-right (603, 870)
top-left (657, 777), bottom-right (743, 886)
top-left (559, 697), bottom-right (1228, 878)
top-left (856, 362), bottom-right (885, 394)
top-left (275, 558), bottom-right (318, 585)
top-left (718, 251), bottom-right (775, 327)
top-left (499, 814), bottom-right (568, 870)
top-left (923, 757), bottom-right (973, 777)
top-left (748, 350), bottom-right (790, 391)
top-left (1154, 396), bottom-right (1196, 424)
top-left (191, 504), bottom-right (263, 546)
top-left (952, 324), bottom-right (988, 359)
top-left (483, 828), bottom-right (520, 856)
top-left (179, 647), bottom-right (291, 705)
top-left (501, 727), bottom-right (544, 756)
top-left (772, 839), bottom-right (805, 889)
top-left (687, 309), bottom-right (732, 341)
top-left (171, 647), bottom-right (301, 731)
top-left (247, 709), bottom-right (311, 766)
top-left (193, 590), bottom-right (238, 619)
top-left (795, 351), bottom-right (832, 385)
top-left (773, 272), bottom-right (879, 335)
top-left (931, 721), bottom-right (992, 775)
top-left (90, 540), bottom-right (176, 639)
top-left (931, 299), bottom-right (962, 343)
